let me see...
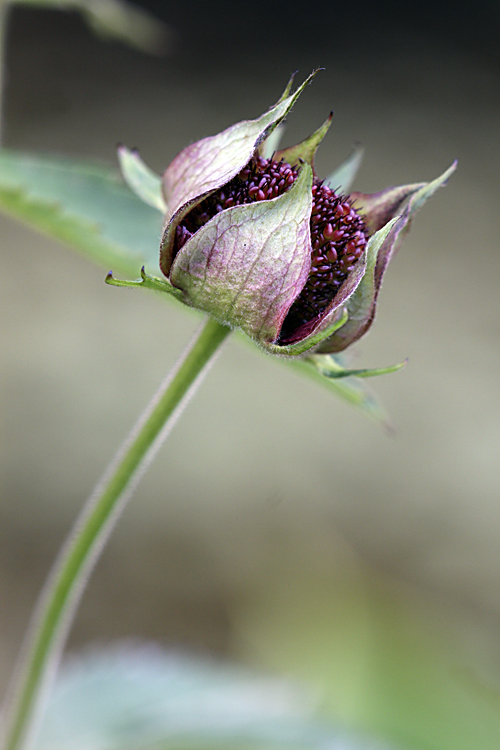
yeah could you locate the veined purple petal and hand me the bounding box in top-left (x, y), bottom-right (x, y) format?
top-left (318, 161), bottom-right (457, 353)
top-left (170, 164), bottom-right (313, 345)
top-left (351, 182), bottom-right (424, 234)
top-left (160, 72), bottom-right (317, 259)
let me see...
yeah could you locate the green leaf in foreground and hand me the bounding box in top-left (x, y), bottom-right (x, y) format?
top-left (0, 149), bottom-right (163, 277)
top-left (234, 574), bottom-right (500, 750)
top-left (34, 644), bottom-right (393, 750)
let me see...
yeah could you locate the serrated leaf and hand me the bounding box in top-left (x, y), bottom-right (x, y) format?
top-left (105, 266), bottom-right (184, 301)
top-left (0, 149), bottom-right (163, 277)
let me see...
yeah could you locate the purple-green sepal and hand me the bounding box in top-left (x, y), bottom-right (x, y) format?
top-left (125, 72), bottom-right (458, 359)
top-left (317, 161), bottom-right (457, 354)
top-left (170, 163), bottom-right (313, 346)
top-left (160, 72), bottom-right (319, 277)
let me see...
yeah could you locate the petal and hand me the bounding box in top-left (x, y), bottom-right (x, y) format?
top-left (272, 113), bottom-right (333, 168)
top-left (324, 143), bottom-right (364, 195)
top-left (318, 161), bottom-right (457, 353)
top-left (276, 240), bottom-right (370, 349)
top-left (169, 163), bottom-right (314, 345)
top-left (351, 182), bottom-right (424, 234)
top-left (317, 218), bottom-right (400, 353)
top-left (161, 71), bottom-right (318, 223)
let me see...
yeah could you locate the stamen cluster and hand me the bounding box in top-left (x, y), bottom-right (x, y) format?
top-left (174, 157), bottom-right (298, 251)
top-left (173, 155), bottom-right (367, 338)
top-left (281, 182), bottom-right (367, 340)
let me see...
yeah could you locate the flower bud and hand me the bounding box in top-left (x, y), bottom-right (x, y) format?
top-left (156, 73), bottom-right (455, 356)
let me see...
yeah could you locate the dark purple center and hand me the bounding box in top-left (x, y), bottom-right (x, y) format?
top-left (173, 156), bottom-right (367, 343)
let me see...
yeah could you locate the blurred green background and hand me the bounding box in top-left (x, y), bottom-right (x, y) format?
top-left (1, 2), bottom-right (500, 748)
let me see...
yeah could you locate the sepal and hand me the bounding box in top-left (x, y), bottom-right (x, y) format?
top-left (306, 352), bottom-right (407, 379)
top-left (161, 70), bottom-right (319, 237)
top-left (319, 161), bottom-right (457, 353)
top-left (105, 266), bottom-right (184, 301)
top-left (169, 163), bottom-right (314, 345)
top-left (325, 143), bottom-right (364, 195)
top-left (117, 145), bottom-right (166, 212)
top-left (273, 113), bottom-right (333, 168)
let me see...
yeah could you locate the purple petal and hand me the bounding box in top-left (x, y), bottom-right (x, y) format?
top-left (169, 164), bottom-right (313, 345)
top-left (318, 161), bottom-right (457, 353)
top-left (278, 248), bottom-right (368, 346)
top-left (351, 182), bottom-right (424, 234)
top-left (160, 72), bottom-right (318, 276)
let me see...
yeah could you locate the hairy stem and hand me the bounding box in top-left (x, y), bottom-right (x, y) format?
top-left (0, 316), bottom-right (231, 750)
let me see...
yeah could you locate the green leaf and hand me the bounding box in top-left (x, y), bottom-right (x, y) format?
top-left (235, 575), bottom-right (500, 750)
top-left (0, 149), bottom-right (163, 277)
top-left (34, 645), bottom-right (387, 750)
top-left (325, 144), bottom-right (364, 194)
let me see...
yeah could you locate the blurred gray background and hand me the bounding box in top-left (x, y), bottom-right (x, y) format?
top-left (1, 1), bottom-right (500, 747)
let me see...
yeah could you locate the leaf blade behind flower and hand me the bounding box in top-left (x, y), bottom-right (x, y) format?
top-left (286, 356), bottom-right (393, 427)
top-left (0, 149), bottom-right (163, 277)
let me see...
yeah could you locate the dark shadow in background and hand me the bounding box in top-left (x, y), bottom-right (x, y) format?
top-left (141, 0), bottom-right (500, 69)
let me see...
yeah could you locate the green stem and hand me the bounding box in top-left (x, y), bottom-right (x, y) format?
top-left (0, 316), bottom-right (230, 750)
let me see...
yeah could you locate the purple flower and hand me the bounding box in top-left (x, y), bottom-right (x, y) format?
top-left (157, 72), bottom-right (455, 356)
